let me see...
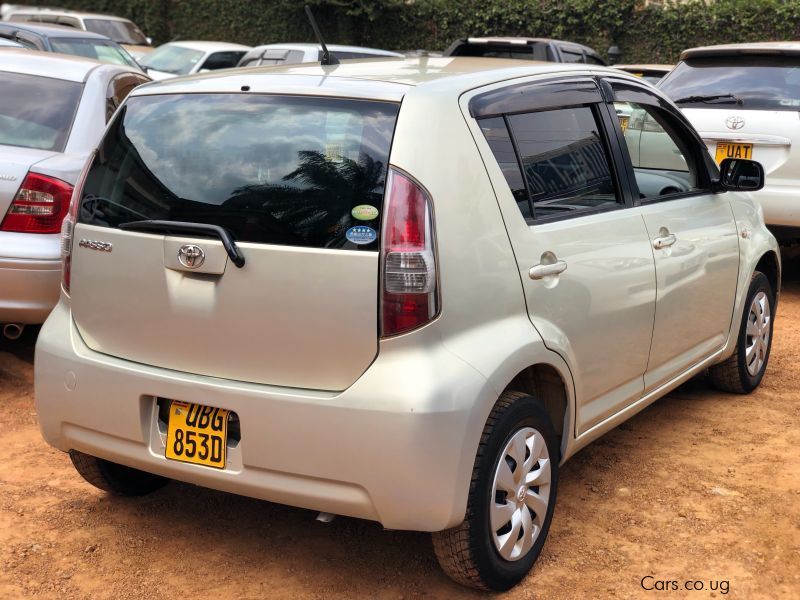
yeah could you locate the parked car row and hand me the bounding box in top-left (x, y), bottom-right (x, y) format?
top-left (0, 5), bottom-right (789, 594)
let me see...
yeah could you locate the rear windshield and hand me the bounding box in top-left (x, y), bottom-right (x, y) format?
top-left (660, 56), bottom-right (800, 110)
top-left (449, 42), bottom-right (552, 62)
top-left (50, 38), bottom-right (139, 68)
top-left (0, 71), bottom-right (82, 151)
top-left (84, 19), bottom-right (148, 46)
top-left (78, 94), bottom-right (399, 250)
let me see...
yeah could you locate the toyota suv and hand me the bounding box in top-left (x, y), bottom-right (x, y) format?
top-left (659, 42), bottom-right (800, 243)
top-left (35, 57), bottom-right (780, 591)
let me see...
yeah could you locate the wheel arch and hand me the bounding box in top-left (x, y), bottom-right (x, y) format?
top-left (500, 362), bottom-right (574, 462)
top-left (754, 250), bottom-right (781, 302)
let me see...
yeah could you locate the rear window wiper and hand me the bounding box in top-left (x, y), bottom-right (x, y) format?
top-left (119, 220), bottom-right (246, 268)
top-left (672, 93), bottom-right (743, 105)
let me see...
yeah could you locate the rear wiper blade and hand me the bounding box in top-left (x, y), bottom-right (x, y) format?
top-left (119, 220), bottom-right (246, 268)
top-left (673, 93), bottom-right (742, 105)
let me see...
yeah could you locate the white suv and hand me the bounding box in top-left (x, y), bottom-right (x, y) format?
top-left (659, 43), bottom-right (800, 243)
top-left (35, 58), bottom-right (779, 591)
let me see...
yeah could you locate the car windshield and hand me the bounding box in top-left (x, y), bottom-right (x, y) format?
top-left (0, 71), bottom-right (82, 151)
top-left (139, 45), bottom-right (204, 75)
top-left (660, 56), bottom-right (800, 110)
top-left (83, 18), bottom-right (148, 46)
top-left (50, 38), bottom-right (139, 68)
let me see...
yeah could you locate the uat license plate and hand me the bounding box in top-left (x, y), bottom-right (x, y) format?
top-left (715, 142), bottom-right (753, 164)
top-left (165, 401), bottom-right (229, 469)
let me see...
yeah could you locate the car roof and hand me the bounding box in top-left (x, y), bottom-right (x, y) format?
top-left (681, 42), bottom-right (800, 60)
top-left (0, 21), bottom-right (112, 40)
top-left (160, 41), bottom-right (252, 52)
top-left (246, 43), bottom-right (403, 56)
top-left (7, 9), bottom-right (132, 22)
top-left (132, 56), bottom-right (628, 100)
top-left (0, 48), bottom-right (128, 81)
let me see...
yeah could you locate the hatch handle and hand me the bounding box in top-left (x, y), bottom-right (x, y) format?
top-left (119, 220), bottom-right (246, 268)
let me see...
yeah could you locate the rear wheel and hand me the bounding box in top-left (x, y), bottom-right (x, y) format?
top-left (69, 450), bottom-right (169, 496)
top-left (709, 271), bottom-right (775, 393)
top-left (432, 392), bottom-right (559, 591)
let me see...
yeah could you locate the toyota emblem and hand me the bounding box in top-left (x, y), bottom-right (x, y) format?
top-left (725, 115), bottom-right (745, 130)
top-left (177, 244), bottom-right (205, 268)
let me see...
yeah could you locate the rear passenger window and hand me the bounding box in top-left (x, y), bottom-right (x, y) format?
top-left (477, 117), bottom-right (530, 217)
top-left (200, 51), bottom-right (245, 71)
top-left (560, 48), bottom-right (585, 63)
top-left (479, 106), bottom-right (620, 221)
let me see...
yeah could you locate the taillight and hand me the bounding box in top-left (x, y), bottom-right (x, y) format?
top-left (61, 159), bottom-right (91, 294)
top-left (381, 168), bottom-right (438, 337)
top-left (0, 173), bottom-right (73, 234)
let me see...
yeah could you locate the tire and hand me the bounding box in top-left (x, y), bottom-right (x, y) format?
top-left (69, 450), bottom-right (169, 496)
top-left (432, 391), bottom-right (559, 591)
top-left (709, 271), bottom-right (775, 393)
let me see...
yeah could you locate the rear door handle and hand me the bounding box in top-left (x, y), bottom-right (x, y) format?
top-left (529, 260), bottom-right (568, 280)
top-left (653, 233), bottom-right (677, 249)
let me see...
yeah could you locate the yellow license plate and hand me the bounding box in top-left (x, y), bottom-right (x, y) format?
top-left (715, 142), bottom-right (753, 164)
top-left (165, 401), bottom-right (229, 469)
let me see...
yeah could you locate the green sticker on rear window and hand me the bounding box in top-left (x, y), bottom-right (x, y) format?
top-left (351, 204), bottom-right (379, 221)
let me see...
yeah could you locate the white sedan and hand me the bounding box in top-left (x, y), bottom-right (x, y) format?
top-left (139, 41), bottom-right (251, 80)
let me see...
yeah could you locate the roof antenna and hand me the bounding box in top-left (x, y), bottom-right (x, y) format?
top-left (305, 5), bottom-right (339, 66)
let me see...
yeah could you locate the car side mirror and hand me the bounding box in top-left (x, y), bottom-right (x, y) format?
top-left (718, 158), bottom-right (764, 192)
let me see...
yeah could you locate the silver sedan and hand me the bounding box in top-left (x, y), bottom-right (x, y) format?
top-left (0, 49), bottom-right (149, 337)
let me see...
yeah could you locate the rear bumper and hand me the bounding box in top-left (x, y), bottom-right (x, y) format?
top-left (35, 302), bottom-right (494, 531)
top-left (0, 256), bottom-right (61, 324)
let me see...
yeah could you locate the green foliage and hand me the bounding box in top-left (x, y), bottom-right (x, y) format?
top-left (21, 0), bottom-right (800, 62)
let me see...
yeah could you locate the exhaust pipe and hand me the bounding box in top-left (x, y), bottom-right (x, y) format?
top-left (2, 323), bottom-right (24, 340)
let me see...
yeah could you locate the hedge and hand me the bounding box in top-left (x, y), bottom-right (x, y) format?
top-left (19, 0), bottom-right (800, 63)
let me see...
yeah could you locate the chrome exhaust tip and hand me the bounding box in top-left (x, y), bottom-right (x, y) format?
top-left (316, 512), bottom-right (336, 523)
top-left (2, 323), bottom-right (24, 341)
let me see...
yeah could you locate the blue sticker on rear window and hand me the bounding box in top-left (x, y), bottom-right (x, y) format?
top-left (346, 226), bottom-right (377, 245)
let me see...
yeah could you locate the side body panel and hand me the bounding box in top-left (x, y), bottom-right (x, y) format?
top-left (638, 195), bottom-right (740, 390)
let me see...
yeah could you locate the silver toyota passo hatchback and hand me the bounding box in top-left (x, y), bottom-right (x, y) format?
top-left (35, 58), bottom-right (780, 591)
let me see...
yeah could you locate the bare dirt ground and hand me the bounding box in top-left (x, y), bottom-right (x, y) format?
top-left (1, 253), bottom-right (798, 600)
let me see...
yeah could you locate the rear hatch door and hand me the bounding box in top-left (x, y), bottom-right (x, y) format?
top-left (660, 53), bottom-right (800, 179)
top-left (70, 92), bottom-right (399, 390)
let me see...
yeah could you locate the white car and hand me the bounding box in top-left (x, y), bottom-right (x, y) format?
top-left (0, 50), bottom-right (149, 337)
top-left (140, 41), bottom-right (251, 80)
top-left (659, 43), bottom-right (800, 242)
top-left (237, 43), bottom-right (403, 68)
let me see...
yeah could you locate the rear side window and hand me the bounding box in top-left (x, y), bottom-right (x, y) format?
top-left (449, 43), bottom-right (550, 62)
top-left (479, 106), bottom-right (620, 220)
top-left (201, 51), bottom-right (246, 71)
top-left (84, 19), bottom-right (148, 45)
top-left (559, 47), bottom-right (585, 63)
top-left (79, 94), bottom-right (399, 250)
top-left (0, 71), bottom-right (82, 151)
top-left (50, 38), bottom-right (138, 68)
top-left (660, 56), bottom-right (800, 110)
